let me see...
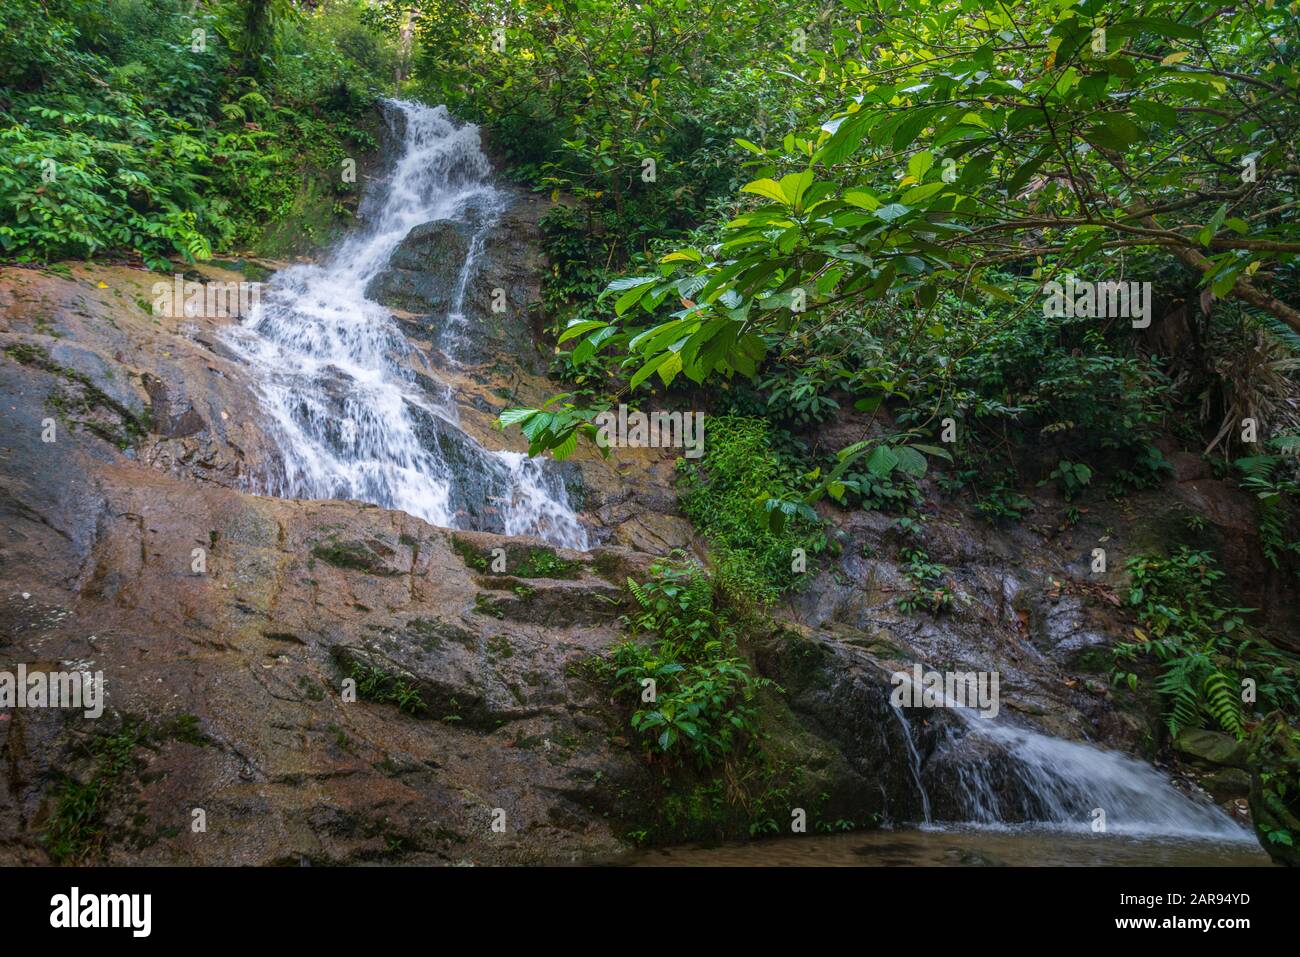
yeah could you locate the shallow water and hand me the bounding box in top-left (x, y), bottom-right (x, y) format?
top-left (632, 825), bottom-right (1273, 867)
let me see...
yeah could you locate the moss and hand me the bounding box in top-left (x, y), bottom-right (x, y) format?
top-left (1248, 711), bottom-right (1300, 866)
top-left (42, 713), bottom-right (210, 863)
top-left (473, 592), bottom-right (505, 619)
top-left (450, 535), bottom-right (580, 579)
top-left (5, 341), bottom-right (151, 449)
top-left (514, 547), bottom-right (579, 579)
top-left (297, 674), bottom-right (326, 702)
top-left (328, 723), bottom-right (358, 754)
top-left (310, 540), bottom-right (395, 575)
top-left (247, 163), bottom-right (359, 260)
top-left (206, 258), bottom-right (274, 283)
top-left (451, 536), bottom-right (490, 571)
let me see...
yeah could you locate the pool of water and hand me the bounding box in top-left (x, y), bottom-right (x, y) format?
top-left (631, 825), bottom-right (1273, 867)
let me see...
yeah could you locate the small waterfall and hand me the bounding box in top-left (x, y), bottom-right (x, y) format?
top-left (222, 100), bottom-right (587, 549)
top-left (883, 663), bottom-right (1250, 839)
top-left (915, 711), bottom-right (1253, 840)
top-left (890, 704), bottom-right (932, 824)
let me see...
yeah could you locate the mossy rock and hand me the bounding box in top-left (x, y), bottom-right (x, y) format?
top-left (310, 540), bottom-right (398, 576)
top-left (1173, 727), bottom-right (1248, 769)
top-left (1200, 767), bottom-right (1251, 802)
top-left (1248, 711), bottom-right (1300, 866)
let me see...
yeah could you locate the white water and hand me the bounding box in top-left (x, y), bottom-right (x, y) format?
top-left (926, 713), bottom-right (1252, 841)
top-left (885, 664), bottom-right (1249, 840)
top-left (223, 100), bottom-right (587, 548)
top-left (890, 705), bottom-right (932, 824)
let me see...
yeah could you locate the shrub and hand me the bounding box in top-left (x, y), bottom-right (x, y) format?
top-left (1113, 548), bottom-right (1300, 739)
top-left (608, 556), bottom-right (771, 770)
top-left (677, 415), bottom-right (820, 604)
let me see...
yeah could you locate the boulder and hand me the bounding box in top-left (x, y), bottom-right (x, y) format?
top-left (1174, 728), bottom-right (1249, 768)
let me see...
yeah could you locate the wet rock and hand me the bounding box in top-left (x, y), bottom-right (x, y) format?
top-left (0, 456), bottom-right (650, 864)
top-left (364, 219), bottom-right (476, 316)
top-left (364, 192), bottom-right (550, 371)
top-left (0, 263), bottom-right (285, 490)
top-left (1200, 767), bottom-right (1251, 802)
top-left (1174, 728), bottom-right (1249, 769)
top-left (1247, 712), bottom-right (1300, 866)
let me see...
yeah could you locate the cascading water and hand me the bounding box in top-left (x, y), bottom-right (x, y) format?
top-left (905, 707), bottom-right (1252, 841)
top-left (890, 704), bottom-right (932, 824)
top-left (223, 100), bottom-right (587, 549)
top-left (943, 719), bottom-right (1250, 839)
top-left (881, 666), bottom-right (1250, 840)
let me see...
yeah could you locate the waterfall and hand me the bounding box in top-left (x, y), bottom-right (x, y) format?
top-left (910, 708), bottom-right (1253, 841)
top-left (222, 100), bottom-right (587, 549)
top-left (890, 704), bottom-right (932, 824)
top-left (879, 660), bottom-right (1251, 839)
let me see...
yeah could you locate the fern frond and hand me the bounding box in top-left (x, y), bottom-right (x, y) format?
top-left (1203, 670), bottom-right (1245, 738)
top-left (1258, 314), bottom-right (1300, 357)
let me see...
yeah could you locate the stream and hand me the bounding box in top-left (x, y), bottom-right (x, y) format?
top-left (633, 826), bottom-right (1270, 867)
top-left (223, 100), bottom-right (587, 548)
top-left (224, 99), bottom-right (1261, 865)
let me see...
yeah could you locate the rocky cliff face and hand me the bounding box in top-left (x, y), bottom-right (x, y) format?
top-left (0, 180), bottom-right (1278, 863)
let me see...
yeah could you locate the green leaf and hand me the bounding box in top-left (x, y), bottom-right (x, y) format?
top-left (1085, 114), bottom-right (1142, 151)
top-left (865, 445), bottom-right (900, 478)
top-left (906, 150), bottom-right (934, 179)
top-left (557, 319), bottom-right (608, 344)
top-left (874, 203), bottom-right (910, 223)
top-left (552, 429), bottom-right (578, 460)
top-left (894, 446), bottom-right (927, 477)
top-left (901, 181), bottom-right (946, 204)
top-left (843, 189), bottom-right (881, 211)
top-left (778, 170), bottom-right (815, 209)
top-left (741, 177), bottom-right (789, 205)
top-left (497, 407), bottom-right (538, 427)
top-left (629, 352), bottom-right (671, 391)
top-left (615, 283), bottom-right (654, 316)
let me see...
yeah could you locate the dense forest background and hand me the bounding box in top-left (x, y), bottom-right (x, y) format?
top-left (3, 0), bottom-right (1299, 862)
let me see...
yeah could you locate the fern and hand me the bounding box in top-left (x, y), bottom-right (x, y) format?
top-left (1120, 549), bottom-right (1293, 741)
top-left (626, 576), bottom-right (650, 610)
top-left (1155, 654), bottom-right (1210, 738)
top-left (1204, 671), bottom-right (1246, 736)
top-left (1259, 314), bottom-right (1300, 357)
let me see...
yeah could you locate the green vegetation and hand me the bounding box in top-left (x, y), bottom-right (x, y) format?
top-left (451, 538), bottom-right (580, 578)
top-left (896, 547), bottom-right (959, 616)
top-left (346, 660), bottom-right (426, 716)
top-left (1, 0), bottom-right (392, 267)
top-left (310, 540), bottom-right (395, 575)
top-left (677, 416), bottom-right (821, 604)
top-left (1235, 437), bottom-right (1300, 573)
top-left (609, 555), bottom-right (771, 766)
top-left (44, 714), bottom-right (209, 863)
top-left (1249, 711), bottom-right (1300, 866)
top-left (589, 556), bottom-right (859, 843)
top-left (1113, 548), bottom-right (1300, 739)
top-left (512, 548), bottom-right (579, 579)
